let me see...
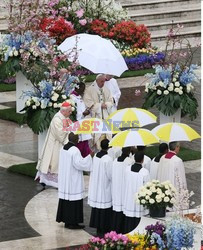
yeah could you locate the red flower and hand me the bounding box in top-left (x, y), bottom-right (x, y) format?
top-left (89, 19), bottom-right (109, 38)
top-left (39, 17), bottom-right (76, 44)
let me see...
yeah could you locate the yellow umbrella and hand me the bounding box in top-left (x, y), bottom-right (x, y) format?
top-left (107, 108), bottom-right (157, 128)
top-left (68, 118), bottom-right (120, 134)
top-left (151, 123), bottom-right (201, 142)
top-left (109, 129), bottom-right (159, 147)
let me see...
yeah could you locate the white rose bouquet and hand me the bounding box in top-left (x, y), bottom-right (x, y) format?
top-left (135, 180), bottom-right (176, 209)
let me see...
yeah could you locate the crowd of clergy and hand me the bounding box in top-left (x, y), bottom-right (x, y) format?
top-left (35, 73), bottom-right (187, 235)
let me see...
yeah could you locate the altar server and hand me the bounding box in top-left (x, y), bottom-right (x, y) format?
top-left (111, 147), bottom-right (133, 233)
top-left (88, 139), bottom-right (113, 235)
top-left (123, 151), bottom-right (150, 234)
top-left (56, 132), bottom-right (93, 229)
top-left (157, 141), bottom-right (187, 190)
top-left (150, 143), bottom-right (168, 180)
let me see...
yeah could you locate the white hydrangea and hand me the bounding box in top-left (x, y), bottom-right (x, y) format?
top-left (72, 107), bottom-right (75, 111)
top-left (157, 90), bottom-right (162, 95)
top-left (178, 90), bottom-right (183, 95)
top-left (141, 199), bottom-right (146, 204)
top-left (35, 102), bottom-right (40, 107)
top-left (48, 102), bottom-right (53, 107)
top-left (149, 198), bottom-right (155, 204)
top-left (172, 78), bottom-right (177, 82)
top-left (164, 197), bottom-right (170, 202)
top-left (53, 103), bottom-right (58, 108)
top-left (26, 100), bottom-right (31, 106)
top-left (174, 81), bottom-right (180, 87)
top-left (13, 50), bottom-right (18, 56)
top-left (145, 195), bottom-right (150, 200)
top-left (62, 95), bottom-right (67, 100)
top-left (145, 88), bottom-right (149, 93)
top-left (32, 105), bottom-right (37, 109)
top-left (158, 81), bottom-right (164, 87)
top-left (163, 90), bottom-right (169, 95)
top-left (174, 88), bottom-right (180, 93)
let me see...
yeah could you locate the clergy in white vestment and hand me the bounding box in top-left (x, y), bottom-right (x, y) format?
top-left (88, 139), bottom-right (113, 236)
top-left (137, 146), bottom-right (151, 172)
top-left (105, 74), bottom-right (121, 113)
top-left (56, 132), bottom-right (93, 229)
top-left (150, 143), bottom-right (168, 180)
top-left (111, 147), bottom-right (134, 233)
top-left (71, 82), bottom-right (92, 157)
top-left (157, 141), bottom-right (187, 190)
top-left (108, 146), bottom-right (122, 161)
top-left (83, 74), bottom-right (113, 150)
top-left (123, 151), bottom-right (150, 234)
top-left (35, 102), bottom-right (73, 188)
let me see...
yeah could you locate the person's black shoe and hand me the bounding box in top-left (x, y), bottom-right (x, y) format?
top-left (67, 224), bottom-right (85, 229)
top-left (65, 223), bottom-right (70, 228)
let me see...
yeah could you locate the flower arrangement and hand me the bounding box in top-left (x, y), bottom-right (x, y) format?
top-left (21, 75), bottom-right (78, 134)
top-left (135, 180), bottom-right (176, 209)
top-left (88, 231), bottom-right (139, 249)
top-left (165, 216), bottom-right (196, 250)
top-left (142, 25), bottom-right (200, 120)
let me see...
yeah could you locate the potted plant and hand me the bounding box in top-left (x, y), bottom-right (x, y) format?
top-left (135, 180), bottom-right (176, 218)
top-left (142, 24), bottom-right (200, 122)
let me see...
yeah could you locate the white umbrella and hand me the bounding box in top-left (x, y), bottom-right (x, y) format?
top-left (58, 33), bottom-right (128, 77)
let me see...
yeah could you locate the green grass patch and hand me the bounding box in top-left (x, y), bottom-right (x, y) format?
top-left (146, 146), bottom-right (201, 161)
top-left (84, 69), bottom-right (155, 82)
top-left (0, 108), bottom-right (25, 125)
top-left (8, 162), bottom-right (37, 178)
top-left (0, 83), bottom-right (16, 92)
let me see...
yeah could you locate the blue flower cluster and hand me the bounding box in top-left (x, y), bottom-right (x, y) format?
top-left (124, 52), bottom-right (165, 70)
top-left (150, 232), bottom-right (166, 250)
top-left (166, 217), bottom-right (196, 250)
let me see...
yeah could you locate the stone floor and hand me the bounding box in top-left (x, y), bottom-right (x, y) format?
top-left (0, 68), bottom-right (201, 248)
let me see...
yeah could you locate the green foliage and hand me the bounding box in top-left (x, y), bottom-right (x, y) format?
top-left (8, 162), bottom-right (37, 178)
top-left (24, 107), bottom-right (57, 134)
top-left (0, 83), bottom-right (16, 92)
top-left (0, 108), bottom-right (25, 125)
top-left (143, 90), bottom-right (198, 120)
top-left (145, 146), bottom-right (201, 162)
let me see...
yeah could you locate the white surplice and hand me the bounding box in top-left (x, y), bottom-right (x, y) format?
top-left (105, 78), bottom-right (121, 113)
top-left (88, 155), bottom-right (113, 209)
top-left (157, 152), bottom-right (187, 190)
top-left (123, 165), bottom-right (150, 217)
top-left (108, 147), bottom-right (122, 161)
top-left (143, 155), bottom-right (152, 172)
top-left (58, 146), bottom-right (92, 201)
top-left (71, 93), bottom-right (91, 141)
top-left (149, 158), bottom-right (159, 180)
top-left (112, 157), bottom-right (134, 212)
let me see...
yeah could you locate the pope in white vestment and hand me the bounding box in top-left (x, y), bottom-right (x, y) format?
top-left (123, 151), bottom-right (150, 234)
top-left (35, 103), bottom-right (72, 188)
top-left (105, 75), bottom-right (121, 113)
top-left (56, 133), bottom-right (92, 229)
top-left (157, 142), bottom-right (187, 190)
top-left (111, 147), bottom-right (134, 233)
top-left (83, 74), bottom-right (113, 150)
top-left (88, 139), bottom-right (113, 235)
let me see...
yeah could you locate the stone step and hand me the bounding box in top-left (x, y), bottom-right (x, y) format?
top-left (129, 5), bottom-right (200, 22)
top-left (151, 25), bottom-right (200, 40)
top-left (151, 36), bottom-right (201, 48)
top-left (147, 19), bottom-right (201, 31)
top-left (122, 0), bottom-right (200, 10)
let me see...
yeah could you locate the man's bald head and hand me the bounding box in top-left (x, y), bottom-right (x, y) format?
top-left (96, 74), bottom-right (106, 88)
top-left (68, 132), bottom-right (79, 145)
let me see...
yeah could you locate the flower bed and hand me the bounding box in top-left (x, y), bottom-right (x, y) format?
top-left (79, 218), bottom-right (196, 249)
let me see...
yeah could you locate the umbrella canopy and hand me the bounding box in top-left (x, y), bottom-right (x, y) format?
top-left (58, 33), bottom-right (128, 77)
top-left (107, 108), bottom-right (157, 128)
top-left (69, 118), bottom-right (120, 134)
top-left (151, 123), bottom-right (201, 142)
top-left (109, 129), bottom-right (159, 147)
